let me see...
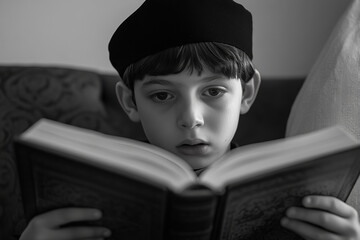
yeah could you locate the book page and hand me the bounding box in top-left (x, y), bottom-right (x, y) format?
top-left (20, 119), bottom-right (197, 192)
top-left (201, 126), bottom-right (360, 190)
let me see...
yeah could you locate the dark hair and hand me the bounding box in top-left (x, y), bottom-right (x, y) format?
top-left (122, 42), bottom-right (255, 90)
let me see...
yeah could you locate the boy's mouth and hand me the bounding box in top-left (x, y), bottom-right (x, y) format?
top-left (176, 140), bottom-right (210, 156)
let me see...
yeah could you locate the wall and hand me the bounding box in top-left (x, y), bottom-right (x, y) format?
top-left (241, 0), bottom-right (352, 77)
top-left (0, 0), bottom-right (352, 77)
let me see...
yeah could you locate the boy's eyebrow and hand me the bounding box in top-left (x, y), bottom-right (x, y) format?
top-left (141, 79), bottom-right (173, 87)
top-left (141, 75), bottom-right (226, 87)
top-left (201, 75), bottom-right (227, 82)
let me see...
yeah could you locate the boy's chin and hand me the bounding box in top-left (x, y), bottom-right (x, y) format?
top-left (173, 145), bottom-right (231, 170)
top-left (180, 154), bottom-right (220, 170)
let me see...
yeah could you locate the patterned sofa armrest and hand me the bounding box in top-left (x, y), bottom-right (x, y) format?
top-left (0, 66), bottom-right (122, 239)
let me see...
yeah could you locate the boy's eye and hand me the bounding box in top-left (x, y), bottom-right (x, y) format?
top-left (150, 92), bottom-right (174, 103)
top-left (203, 87), bottom-right (227, 97)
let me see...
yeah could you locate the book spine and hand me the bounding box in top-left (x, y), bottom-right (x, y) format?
top-left (166, 184), bottom-right (219, 240)
top-left (14, 141), bottom-right (37, 222)
top-left (340, 149), bottom-right (360, 201)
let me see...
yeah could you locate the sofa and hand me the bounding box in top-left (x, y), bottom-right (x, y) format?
top-left (0, 65), bottom-right (305, 239)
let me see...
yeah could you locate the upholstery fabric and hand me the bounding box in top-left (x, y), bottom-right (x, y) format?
top-left (0, 66), bottom-right (144, 239)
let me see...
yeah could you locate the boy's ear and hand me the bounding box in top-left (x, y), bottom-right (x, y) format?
top-left (240, 69), bottom-right (261, 114)
top-left (116, 81), bottom-right (140, 122)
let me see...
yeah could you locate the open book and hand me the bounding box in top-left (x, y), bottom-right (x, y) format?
top-left (15, 119), bottom-right (360, 240)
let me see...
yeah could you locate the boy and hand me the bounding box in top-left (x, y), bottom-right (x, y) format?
top-left (19, 0), bottom-right (360, 239)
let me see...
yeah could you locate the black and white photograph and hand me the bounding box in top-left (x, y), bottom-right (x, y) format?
top-left (1, 0), bottom-right (359, 239)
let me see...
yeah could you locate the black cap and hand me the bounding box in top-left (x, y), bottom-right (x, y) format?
top-left (109, 0), bottom-right (253, 78)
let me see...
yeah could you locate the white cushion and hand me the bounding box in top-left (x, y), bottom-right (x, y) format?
top-left (286, 0), bottom-right (360, 140)
top-left (286, 0), bottom-right (360, 209)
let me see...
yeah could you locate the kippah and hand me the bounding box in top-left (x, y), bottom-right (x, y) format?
top-left (109, 0), bottom-right (253, 78)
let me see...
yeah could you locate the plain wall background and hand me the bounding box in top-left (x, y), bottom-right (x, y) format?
top-left (0, 0), bottom-right (352, 78)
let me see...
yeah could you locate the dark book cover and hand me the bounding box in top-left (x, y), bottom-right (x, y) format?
top-left (15, 141), bottom-right (219, 240)
top-left (14, 120), bottom-right (360, 240)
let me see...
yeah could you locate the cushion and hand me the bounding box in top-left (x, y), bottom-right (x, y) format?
top-left (286, 0), bottom-right (360, 207)
top-left (286, 0), bottom-right (360, 139)
top-left (0, 66), bottom-right (111, 238)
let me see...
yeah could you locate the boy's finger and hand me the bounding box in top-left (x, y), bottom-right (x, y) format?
top-left (35, 208), bottom-right (102, 228)
top-left (285, 207), bottom-right (352, 234)
top-left (54, 226), bottom-right (111, 240)
top-left (303, 195), bottom-right (356, 218)
top-left (281, 217), bottom-right (342, 240)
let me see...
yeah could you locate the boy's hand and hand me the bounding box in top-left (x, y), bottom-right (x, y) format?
top-left (281, 195), bottom-right (360, 240)
top-left (20, 208), bottom-right (112, 240)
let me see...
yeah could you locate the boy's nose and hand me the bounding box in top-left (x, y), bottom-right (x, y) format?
top-left (178, 117), bottom-right (204, 129)
top-left (177, 101), bottom-right (204, 129)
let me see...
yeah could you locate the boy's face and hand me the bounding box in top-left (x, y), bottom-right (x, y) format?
top-left (117, 68), bottom-right (260, 169)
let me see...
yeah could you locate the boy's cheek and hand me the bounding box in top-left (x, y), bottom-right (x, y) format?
top-left (141, 118), bottom-right (176, 146)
